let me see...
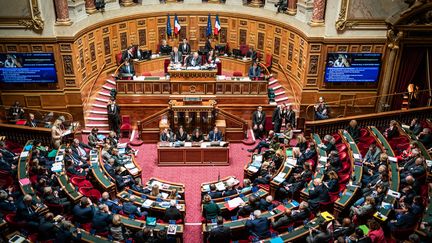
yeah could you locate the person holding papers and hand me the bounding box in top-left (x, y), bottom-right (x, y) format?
top-left (170, 47), bottom-right (183, 64)
top-left (307, 178), bottom-right (330, 212)
top-left (208, 184), bottom-right (223, 199)
top-left (296, 143), bottom-right (317, 171)
top-left (71, 138), bottom-right (91, 163)
top-left (324, 170), bottom-right (339, 193)
top-left (186, 52), bottom-right (202, 67)
top-left (51, 119), bottom-right (64, 149)
top-left (325, 150), bottom-right (341, 172)
top-left (247, 130), bottom-right (275, 154)
top-left (88, 128), bottom-right (104, 148)
top-left (278, 162), bottom-right (312, 200)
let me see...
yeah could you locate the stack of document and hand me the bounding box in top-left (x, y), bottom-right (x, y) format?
top-left (129, 168), bottom-right (139, 175)
top-left (388, 156), bottom-right (398, 163)
top-left (124, 163), bottom-right (135, 169)
top-left (51, 162), bottom-right (63, 173)
top-left (215, 182), bottom-right (226, 191)
top-left (387, 189), bottom-right (401, 198)
top-left (226, 177), bottom-right (239, 186)
top-left (20, 151), bottom-right (29, 158)
top-left (142, 199), bottom-right (154, 208)
top-left (202, 184), bottom-right (210, 192)
top-left (274, 172), bottom-right (286, 183)
top-left (55, 155), bottom-right (64, 162)
top-left (226, 197), bottom-right (244, 209)
top-left (285, 158), bottom-right (297, 168)
top-left (247, 166), bottom-right (259, 173)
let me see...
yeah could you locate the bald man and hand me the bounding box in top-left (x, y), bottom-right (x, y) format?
top-left (308, 178), bottom-right (330, 212)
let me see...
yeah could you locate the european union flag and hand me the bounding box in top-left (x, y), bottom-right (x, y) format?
top-left (167, 14), bottom-right (172, 36)
top-left (206, 13), bottom-right (212, 37)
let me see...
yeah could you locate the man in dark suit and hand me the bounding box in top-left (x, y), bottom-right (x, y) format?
top-left (164, 200), bottom-right (183, 222)
top-left (248, 62), bottom-right (261, 80)
top-left (159, 39), bottom-right (171, 55)
top-left (291, 201), bottom-right (311, 222)
top-left (409, 118), bottom-right (423, 135)
top-left (0, 190), bottom-right (16, 212)
top-left (186, 52), bottom-right (202, 67)
top-left (15, 194), bottom-right (40, 228)
top-left (88, 128), bottom-right (103, 148)
top-left (72, 197), bottom-right (95, 224)
top-left (208, 126), bottom-right (223, 142)
top-left (120, 59), bottom-right (135, 77)
top-left (272, 105), bottom-right (283, 133)
top-left (71, 138), bottom-right (91, 163)
top-left (170, 47), bottom-right (183, 64)
top-left (178, 38), bottom-right (191, 55)
top-left (208, 216), bottom-right (232, 243)
top-left (418, 128), bottom-right (432, 149)
top-left (284, 104), bottom-right (296, 127)
top-left (122, 195), bottom-right (144, 218)
top-left (27, 113), bottom-right (39, 127)
top-left (92, 204), bottom-right (113, 233)
top-left (122, 46), bottom-right (135, 62)
top-left (208, 184), bottom-right (223, 199)
top-left (204, 38), bottom-right (213, 52)
top-left (252, 106), bottom-right (266, 139)
top-left (104, 158), bottom-right (116, 178)
top-left (38, 213), bottom-right (57, 241)
top-left (271, 208), bottom-right (292, 229)
top-left (160, 128), bottom-right (175, 142)
top-left (0, 141), bottom-right (17, 164)
top-left (308, 178), bottom-right (330, 212)
top-left (8, 101), bottom-right (24, 121)
top-left (245, 210), bottom-right (271, 240)
top-left (107, 99), bottom-right (121, 136)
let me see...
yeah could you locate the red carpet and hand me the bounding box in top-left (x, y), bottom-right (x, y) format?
top-left (132, 142), bottom-right (256, 242)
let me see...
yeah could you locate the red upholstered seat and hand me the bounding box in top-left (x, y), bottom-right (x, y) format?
top-left (329, 191), bottom-right (339, 202)
top-left (240, 44), bottom-right (249, 56)
top-left (116, 52), bottom-right (123, 65)
top-left (78, 188), bottom-right (101, 202)
top-left (265, 53), bottom-right (272, 71)
top-left (233, 71), bottom-right (243, 77)
top-left (120, 115), bottom-right (132, 138)
top-left (360, 128), bottom-right (369, 138)
top-left (264, 116), bottom-right (273, 132)
top-left (45, 203), bottom-right (65, 215)
top-left (340, 161), bottom-right (351, 174)
top-left (359, 136), bottom-right (375, 144)
top-left (5, 213), bottom-right (26, 228)
top-left (71, 177), bottom-right (93, 188)
top-left (81, 222), bottom-right (92, 232)
top-left (319, 201), bottom-right (333, 212)
top-left (333, 134), bottom-right (342, 144)
top-left (258, 184), bottom-right (270, 191)
top-left (339, 151), bottom-right (348, 162)
top-left (142, 72), bottom-right (152, 76)
top-left (336, 143), bottom-right (347, 152)
top-left (338, 173), bottom-right (350, 184)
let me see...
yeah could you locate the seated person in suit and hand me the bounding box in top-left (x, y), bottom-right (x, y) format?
top-left (92, 204), bottom-right (113, 233)
top-left (122, 195), bottom-right (144, 219)
top-left (27, 113), bottom-right (39, 127)
top-left (307, 178), bottom-right (330, 212)
top-left (206, 49), bottom-right (216, 64)
top-left (159, 39), bottom-right (171, 55)
top-left (160, 128), bottom-right (175, 142)
top-left (208, 216), bottom-right (232, 243)
top-left (409, 118), bottom-right (423, 136)
top-left (208, 184), bottom-right (223, 199)
top-left (88, 127), bottom-right (104, 148)
top-left (72, 197), bottom-right (95, 224)
top-left (176, 125), bottom-right (188, 142)
top-left (16, 194), bottom-right (42, 228)
top-left (245, 210), bottom-right (271, 240)
top-left (8, 100), bottom-right (25, 122)
top-left (186, 52), bottom-right (202, 67)
top-left (178, 38), bottom-right (191, 55)
top-left (170, 46), bottom-right (182, 64)
top-left (246, 46), bottom-right (258, 62)
top-left (208, 126), bottom-right (223, 142)
top-left (248, 62), bottom-right (261, 80)
top-left (418, 128), bottom-right (432, 149)
top-left (164, 200), bottom-right (182, 222)
top-left (119, 58), bottom-right (135, 76)
top-left (122, 46), bottom-right (135, 62)
top-left (202, 194), bottom-right (221, 221)
top-left (0, 190), bottom-right (16, 213)
top-left (271, 208), bottom-right (292, 230)
top-left (191, 128), bottom-right (205, 142)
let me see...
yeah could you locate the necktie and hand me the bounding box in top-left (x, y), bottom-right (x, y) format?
top-left (127, 66), bottom-right (130, 73)
top-left (192, 59), bottom-right (195, 66)
top-left (175, 54), bottom-right (178, 63)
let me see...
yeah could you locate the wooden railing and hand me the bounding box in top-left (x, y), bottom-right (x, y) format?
top-left (276, 63), bottom-right (301, 107)
top-left (137, 107), bottom-right (171, 143)
top-left (216, 107), bottom-right (248, 141)
top-left (0, 105), bottom-right (74, 125)
top-left (0, 123), bottom-right (52, 145)
top-left (304, 106), bottom-right (432, 136)
top-left (83, 62), bottom-right (106, 111)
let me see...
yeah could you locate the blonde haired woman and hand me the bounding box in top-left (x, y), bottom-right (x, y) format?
top-left (151, 184), bottom-right (162, 198)
top-left (51, 119), bottom-right (63, 149)
top-left (295, 134), bottom-right (308, 154)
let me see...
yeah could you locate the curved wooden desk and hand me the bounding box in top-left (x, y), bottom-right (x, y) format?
top-left (218, 56), bottom-right (253, 76)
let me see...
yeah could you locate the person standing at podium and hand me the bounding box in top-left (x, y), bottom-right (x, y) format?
top-left (119, 59), bottom-right (135, 77)
top-left (186, 52), bottom-right (202, 67)
top-left (170, 47), bottom-right (183, 64)
top-left (208, 126), bottom-right (223, 142)
top-left (178, 38), bottom-right (191, 55)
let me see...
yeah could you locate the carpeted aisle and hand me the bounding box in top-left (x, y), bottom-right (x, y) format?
top-left (133, 142), bottom-right (255, 242)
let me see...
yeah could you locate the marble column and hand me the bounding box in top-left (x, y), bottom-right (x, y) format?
top-left (287, 0), bottom-right (298, 15)
top-left (378, 30), bottom-right (403, 112)
top-left (84, 0), bottom-right (97, 14)
top-left (249, 0), bottom-right (264, 8)
top-left (54, 0), bottom-right (72, 25)
top-left (310, 0), bottom-right (326, 26)
top-left (121, 0), bottom-right (135, 6)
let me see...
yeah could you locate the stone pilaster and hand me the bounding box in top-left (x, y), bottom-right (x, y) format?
top-left (141, 0), bottom-right (160, 5)
top-left (310, 0), bottom-right (326, 26)
top-left (295, 0), bottom-right (313, 23)
top-left (249, 0), bottom-right (264, 8)
top-left (54, 0), bottom-right (72, 25)
top-left (84, 0), bottom-right (97, 14)
top-left (225, 0), bottom-right (243, 6)
top-left (105, 0), bottom-right (121, 10)
top-left (378, 29), bottom-right (404, 112)
top-left (67, 0), bottom-right (86, 23)
top-left (287, 0), bottom-right (298, 15)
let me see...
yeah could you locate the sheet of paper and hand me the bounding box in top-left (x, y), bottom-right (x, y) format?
top-left (129, 168), bottom-right (139, 175)
top-left (387, 189), bottom-right (401, 198)
top-left (20, 151), bottom-right (29, 157)
top-left (247, 166), bottom-right (259, 173)
top-left (215, 182), bottom-right (226, 191)
top-left (319, 156), bottom-right (328, 163)
top-left (388, 156), bottom-right (397, 162)
top-left (184, 142), bottom-right (192, 147)
top-left (142, 199), bottom-right (154, 208)
top-left (202, 184), bottom-right (210, 192)
top-left (227, 197), bottom-right (244, 209)
top-left (353, 154), bottom-right (361, 160)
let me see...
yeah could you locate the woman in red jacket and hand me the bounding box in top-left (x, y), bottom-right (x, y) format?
top-left (367, 219), bottom-right (386, 243)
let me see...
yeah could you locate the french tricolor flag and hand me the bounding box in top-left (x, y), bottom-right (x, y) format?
top-left (174, 14), bottom-right (181, 35)
top-left (214, 15), bottom-right (221, 35)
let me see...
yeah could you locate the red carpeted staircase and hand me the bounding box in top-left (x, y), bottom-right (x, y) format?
top-left (83, 77), bottom-right (117, 134)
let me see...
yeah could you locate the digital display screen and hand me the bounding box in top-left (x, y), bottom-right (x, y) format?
top-left (0, 53), bottom-right (57, 83)
top-left (324, 53), bottom-right (382, 83)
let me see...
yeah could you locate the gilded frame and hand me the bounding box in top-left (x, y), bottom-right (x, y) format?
top-left (335, 0), bottom-right (405, 31)
top-left (0, 0), bottom-right (44, 31)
